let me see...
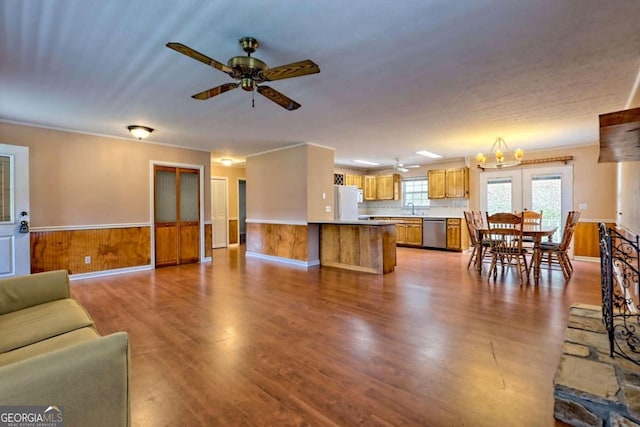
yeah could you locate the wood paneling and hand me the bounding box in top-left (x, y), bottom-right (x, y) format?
top-left (31, 226), bottom-right (150, 274)
top-left (228, 219), bottom-right (238, 245)
top-left (70, 247), bottom-right (604, 426)
top-left (599, 107), bottom-right (640, 163)
top-left (574, 221), bottom-right (615, 257)
top-left (155, 225), bottom-right (178, 267)
top-left (246, 223), bottom-right (308, 261)
top-left (179, 223), bottom-right (199, 264)
top-left (204, 224), bottom-right (212, 258)
top-left (320, 223), bottom-right (396, 274)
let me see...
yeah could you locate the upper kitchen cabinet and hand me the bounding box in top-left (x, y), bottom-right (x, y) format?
top-left (345, 174), bottom-right (363, 189)
top-left (376, 174), bottom-right (400, 200)
top-left (364, 175), bottom-right (377, 200)
top-left (428, 168), bottom-right (469, 199)
top-left (428, 170), bottom-right (446, 199)
top-left (363, 174), bottom-right (400, 201)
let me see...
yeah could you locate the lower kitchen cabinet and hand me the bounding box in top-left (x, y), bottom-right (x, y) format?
top-left (446, 218), bottom-right (469, 251)
top-left (385, 217), bottom-right (422, 246)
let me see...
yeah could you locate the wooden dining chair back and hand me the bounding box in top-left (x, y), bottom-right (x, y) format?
top-left (464, 211), bottom-right (490, 270)
top-left (518, 210), bottom-right (543, 244)
top-left (485, 212), bottom-right (530, 284)
top-left (471, 211), bottom-right (485, 228)
top-left (539, 210), bottom-right (581, 280)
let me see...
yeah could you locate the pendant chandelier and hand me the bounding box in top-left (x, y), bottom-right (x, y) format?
top-left (476, 137), bottom-right (524, 169)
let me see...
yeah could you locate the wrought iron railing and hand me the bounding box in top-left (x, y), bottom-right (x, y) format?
top-left (599, 223), bottom-right (640, 365)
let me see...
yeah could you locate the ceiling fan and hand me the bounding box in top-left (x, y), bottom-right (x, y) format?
top-left (393, 158), bottom-right (420, 173)
top-left (166, 37), bottom-right (320, 110)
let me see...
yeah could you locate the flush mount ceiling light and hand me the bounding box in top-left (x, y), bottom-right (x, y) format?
top-left (353, 159), bottom-right (381, 166)
top-left (476, 137), bottom-right (524, 169)
top-left (220, 158), bottom-right (233, 166)
top-left (127, 125), bottom-right (154, 140)
top-left (416, 150), bottom-right (443, 159)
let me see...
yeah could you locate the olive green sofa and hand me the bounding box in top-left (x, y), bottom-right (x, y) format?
top-left (0, 270), bottom-right (130, 427)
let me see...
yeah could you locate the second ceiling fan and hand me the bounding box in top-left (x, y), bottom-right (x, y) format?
top-left (166, 37), bottom-right (320, 111)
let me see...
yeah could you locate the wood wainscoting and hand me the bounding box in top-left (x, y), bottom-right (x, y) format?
top-left (229, 219), bottom-right (239, 245)
top-left (574, 221), bottom-right (616, 258)
top-left (31, 226), bottom-right (151, 274)
top-left (204, 223), bottom-right (212, 258)
top-left (246, 223), bottom-right (308, 261)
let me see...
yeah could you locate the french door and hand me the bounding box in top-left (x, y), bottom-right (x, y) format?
top-left (154, 166), bottom-right (200, 267)
top-left (480, 165), bottom-right (573, 242)
top-left (0, 144), bottom-right (30, 277)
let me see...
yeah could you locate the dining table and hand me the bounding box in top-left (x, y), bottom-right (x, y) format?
top-left (476, 224), bottom-right (558, 285)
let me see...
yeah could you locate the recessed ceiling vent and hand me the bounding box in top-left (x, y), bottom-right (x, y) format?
top-left (599, 107), bottom-right (640, 163)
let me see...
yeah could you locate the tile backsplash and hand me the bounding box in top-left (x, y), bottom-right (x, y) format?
top-left (359, 198), bottom-right (469, 217)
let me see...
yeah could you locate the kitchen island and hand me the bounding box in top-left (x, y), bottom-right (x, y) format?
top-left (311, 220), bottom-right (397, 274)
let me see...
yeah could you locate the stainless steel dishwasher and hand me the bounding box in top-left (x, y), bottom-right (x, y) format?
top-left (422, 218), bottom-right (447, 249)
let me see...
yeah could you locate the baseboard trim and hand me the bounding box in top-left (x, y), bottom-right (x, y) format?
top-left (574, 256), bottom-right (599, 263)
top-left (245, 251), bottom-right (319, 268)
top-left (70, 265), bottom-right (152, 281)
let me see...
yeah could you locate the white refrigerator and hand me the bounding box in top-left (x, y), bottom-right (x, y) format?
top-left (334, 185), bottom-right (360, 221)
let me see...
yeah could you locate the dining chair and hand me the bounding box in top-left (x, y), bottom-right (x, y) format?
top-left (518, 210), bottom-right (543, 245)
top-left (485, 212), bottom-right (530, 284)
top-left (539, 211), bottom-right (581, 280)
top-left (463, 211), bottom-right (490, 270)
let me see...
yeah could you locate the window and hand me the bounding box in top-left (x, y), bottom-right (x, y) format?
top-left (402, 177), bottom-right (429, 207)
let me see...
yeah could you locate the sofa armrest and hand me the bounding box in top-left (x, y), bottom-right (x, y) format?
top-left (0, 270), bottom-right (71, 315)
top-left (0, 332), bottom-right (130, 427)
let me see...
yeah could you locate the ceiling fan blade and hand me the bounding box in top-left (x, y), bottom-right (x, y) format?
top-left (166, 42), bottom-right (233, 75)
top-left (192, 83), bottom-right (239, 100)
top-left (257, 86), bottom-right (301, 110)
top-left (260, 60), bottom-right (320, 81)
top-left (406, 165), bottom-right (420, 169)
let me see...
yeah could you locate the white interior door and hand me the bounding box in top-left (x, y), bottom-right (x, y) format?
top-left (211, 178), bottom-right (228, 248)
top-left (0, 144), bottom-right (30, 277)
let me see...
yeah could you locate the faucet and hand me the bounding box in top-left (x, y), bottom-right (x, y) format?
top-left (407, 202), bottom-right (415, 216)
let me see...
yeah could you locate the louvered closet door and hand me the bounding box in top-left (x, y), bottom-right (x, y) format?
top-left (154, 166), bottom-right (200, 267)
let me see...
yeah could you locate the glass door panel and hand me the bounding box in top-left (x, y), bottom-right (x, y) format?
top-left (479, 170), bottom-right (522, 215)
top-left (179, 171), bottom-right (199, 222)
top-left (155, 170), bottom-right (176, 222)
top-left (1, 155), bottom-right (11, 222)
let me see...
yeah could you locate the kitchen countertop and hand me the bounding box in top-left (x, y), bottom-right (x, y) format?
top-left (359, 214), bottom-right (463, 219)
top-left (310, 219), bottom-right (398, 226)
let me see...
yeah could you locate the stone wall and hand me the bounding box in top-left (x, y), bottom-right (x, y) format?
top-left (554, 303), bottom-right (640, 426)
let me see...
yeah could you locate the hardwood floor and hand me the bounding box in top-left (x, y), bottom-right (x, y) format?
top-left (71, 246), bottom-right (602, 426)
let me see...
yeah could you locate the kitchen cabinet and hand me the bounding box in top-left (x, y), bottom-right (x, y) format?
top-left (364, 176), bottom-right (377, 200)
top-left (345, 174), bottom-right (363, 189)
top-left (428, 168), bottom-right (469, 199)
top-left (363, 174), bottom-right (399, 201)
top-left (428, 170), bottom-right (446, 199)
top-left (446, 218), bottom-right (468, 251)
top-left (379, 217), bottom-right (422, 246)
top-left (445, 168), bottom-right (469, 198)
top-left (376, 174), bottom-right (400, 200)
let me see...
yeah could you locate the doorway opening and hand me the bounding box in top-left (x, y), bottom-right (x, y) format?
top-left (238, 179), bottom-right (246, 244)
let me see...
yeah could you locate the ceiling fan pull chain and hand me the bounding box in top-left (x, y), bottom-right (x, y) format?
top-left (252, 90), bottom-right (255, 108)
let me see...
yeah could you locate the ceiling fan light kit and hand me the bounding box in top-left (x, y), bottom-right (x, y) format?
top-left (127, 125), bottom-right (153, 140)
top-left (166, 37), bottom-right (320, 110)
top-left (476, 137), bottom-right (524, 169)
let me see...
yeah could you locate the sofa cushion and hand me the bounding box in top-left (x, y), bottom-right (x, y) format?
top-left (0, 299), bottom-right (95, 353)
top-left (0, 327), bottom-right (99, 367)
top-left (0, 270), bottom-right (70, 315)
